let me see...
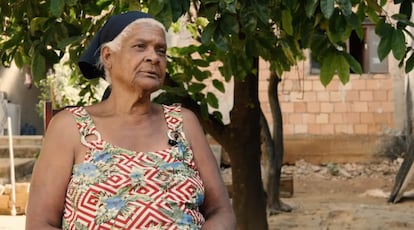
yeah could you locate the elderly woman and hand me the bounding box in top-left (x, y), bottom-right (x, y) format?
top-left (26, 11), bottom-right (236, 229)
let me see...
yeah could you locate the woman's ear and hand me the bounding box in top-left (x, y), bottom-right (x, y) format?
top-left (101, 46), bottom-right (112, 69)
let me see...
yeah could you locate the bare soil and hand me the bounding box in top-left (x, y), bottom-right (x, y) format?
top-left (266, 159), bottom-right (414, 230)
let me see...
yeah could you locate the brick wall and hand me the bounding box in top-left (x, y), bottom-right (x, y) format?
top-left (258, 59), bottom-right (396, 136)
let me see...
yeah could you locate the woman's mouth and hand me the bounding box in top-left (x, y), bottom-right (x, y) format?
top-left (141, 71), bottom-right (158, 79)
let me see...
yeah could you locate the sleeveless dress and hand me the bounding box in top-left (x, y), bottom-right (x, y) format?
top-left (61, 104), bottom-right (205, 230)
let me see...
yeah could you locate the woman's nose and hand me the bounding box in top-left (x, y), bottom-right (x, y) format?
top-left (144, 49), bottom-right (160, 63)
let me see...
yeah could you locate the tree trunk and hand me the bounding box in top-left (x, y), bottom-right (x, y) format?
top-left (181, 59), bottom-right (268, 229)
top-left (266, 72), bottom-right (292, 214)
top-left (405, 77), bottom-right (412, 151)
top-left (226, 60), bottom-right (267, 229)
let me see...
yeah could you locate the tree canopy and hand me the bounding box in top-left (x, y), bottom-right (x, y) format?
top-left (1, 1), bottom-right (413, 112)
top-left (1, 1), bottom-right (414, 229)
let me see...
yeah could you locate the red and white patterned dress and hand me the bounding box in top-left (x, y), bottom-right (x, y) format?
top-left (62, 104), bottom-right (205, 229)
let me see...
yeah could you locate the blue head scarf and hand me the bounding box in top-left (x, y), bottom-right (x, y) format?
top-left (78, 11), bottom-right (153, 79)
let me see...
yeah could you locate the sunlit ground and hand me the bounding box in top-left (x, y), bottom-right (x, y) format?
top-left (0, 215), bottom-right (25, 229)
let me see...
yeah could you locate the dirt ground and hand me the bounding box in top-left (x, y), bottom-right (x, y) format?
top-left (266, 159), bottom-right (414, 230)
top-left (3, 158), bottom-right (414, 230)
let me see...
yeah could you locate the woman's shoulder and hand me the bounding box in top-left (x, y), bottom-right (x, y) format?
top-left (43, 108), bottom-right (81, 141)
top-left (179, 106), bottom-right (197, 120)
top-left (49, 107), bottom-right (78, 126)
top-left (172, 106), bottom-right (200, 130)
top-left (48, 106), bottom-right (80, 125)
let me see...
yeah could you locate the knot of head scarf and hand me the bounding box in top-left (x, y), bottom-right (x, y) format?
top-left (78, 11), bottom-right (153, 79)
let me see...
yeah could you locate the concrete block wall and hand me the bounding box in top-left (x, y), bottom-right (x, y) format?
top-left (259, 59), bottom-right (396, 136)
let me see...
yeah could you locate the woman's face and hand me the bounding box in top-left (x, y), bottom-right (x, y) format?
top-left (106, 22), bottom-right (167, 93)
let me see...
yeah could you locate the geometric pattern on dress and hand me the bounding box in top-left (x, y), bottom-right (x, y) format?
top-left (62, 105), bottom-right (205, 229)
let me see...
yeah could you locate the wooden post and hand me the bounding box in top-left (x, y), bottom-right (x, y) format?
top-left (7, 117), bottom-right (16, 216)
top-left (44, 101), bottom-right (53, 131)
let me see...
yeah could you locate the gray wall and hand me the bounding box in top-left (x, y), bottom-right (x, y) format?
top-left (0, 64), bottom-right (43, 135)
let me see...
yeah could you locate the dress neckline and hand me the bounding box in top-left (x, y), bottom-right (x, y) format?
top-left (78, 104), bottom-right (175, 154)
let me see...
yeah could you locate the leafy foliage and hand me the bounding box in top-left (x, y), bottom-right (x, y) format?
top-left (2, 1), bottom-right (414, 228)
top-left (1, 0), bottom-right (413, 107)
top-left (0, 0), bottom-right (133, 90)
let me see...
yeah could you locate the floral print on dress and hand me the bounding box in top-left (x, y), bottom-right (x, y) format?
top-left (62, 105), bottom-right (205, 230)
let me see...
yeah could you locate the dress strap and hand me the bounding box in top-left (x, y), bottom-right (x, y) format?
top-left (66, 107), bottom-right (102, 149)
top-left (163, 104), bottom-right (183, 131)
top-left (163, 104), bottom-right (188, 145)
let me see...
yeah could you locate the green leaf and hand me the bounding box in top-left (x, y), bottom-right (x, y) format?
top-left (345, 13), bottom-right (361, 29)
top-left (50, 0), bottom-right (65, 17)
top-left (366, 0), bottom-right (383, 13)
top-left (377, 35), bottom-right (392, 61)
top-left (213, 29), bottom-right (229, 51)
top-left (44, 50), bottom-right (60, 65)
top-left (336, 54), bottom-right (350, 84)
top-left (30, 17), bottom-right (49, 35)
top-left (240, 7), bottom-right (257, 33)
top-left (201, 23), bottom-right (217, 44)
top-left (219, 61), bottom-right (232, 81)
top-left (253, 4), bottom-right (270, 24)
top-left (199, 3), bottom-right (219, 20)
top-left (366, 7), bottom-right (380, 23)
top-left (375, 20), bottom-right (393, 37)
top-left (391, 29), bottom-right (406, 60)
top-left (392, 13), bottom-right (414, 27)
top-left (31, 52), bottom-right (46, 83)
top-left (13, 49), bottom-right (24, 68)
top-left (219, 13), bottom-right (239, 35)
top-left (193, 69), bottom-right (211, 81)
top-left (379, 0), bottom-right (387, 6)
top-left (399, 0), bottom-right (412, 23)
top-left (202, 0), bottom-right (219, 4)
top-left (344, 53), bottom-right (362, 74)
top-left (305, 0), bottom-right (319, 18)
top-left (206, 92), bottom-right (219, 109)
top-left (320, 0), bottom-right (334, 19)
top-left (156, 2), bottom-right (173, 28)
top-left (188, 82), bottom-right (206, 93)
top-left (212, 111), bottom-right (223, 124)
top-left (246, 37), bottom-right (259, 57)
top-left (192, 59), bottom-right (210, 67)
top-left (280, 40), bottom-right (295, 64)
top-left (57, 36), bottom-right (82, 50)
top-left (223, 1), bottom-right (236, 14)
top-left (148, 0), bottom-right (165, 17)
top-left (212, 79), bottom-right (225, 93)
top-left (170, 0), bottom-right (188, 22)
top-left (283, 0), bottom-right (299, 9)
top-left (355, 2), bottom-right (366, 21)
top-left (327, 11), bottom-right (350, 43)
top-left (281, 10), bottom-right (293, 35)
top-left (320, 52), bottom-right (336, 86)
top-left (336, 0), bottom-right (352, 16)
top-left (405, 52), bottom-right (414, 73)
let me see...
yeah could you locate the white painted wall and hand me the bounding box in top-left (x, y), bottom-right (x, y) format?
top-left (0, 64), bottom-right (43, 135)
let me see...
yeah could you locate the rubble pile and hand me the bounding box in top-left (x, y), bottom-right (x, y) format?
top-left (283, 158), bottom-right (403, 180)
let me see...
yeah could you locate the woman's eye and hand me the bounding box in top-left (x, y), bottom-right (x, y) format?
top-left (135, 44), bottom-right (145, 49)
top-left (157, 49), bottom-right (166, 56)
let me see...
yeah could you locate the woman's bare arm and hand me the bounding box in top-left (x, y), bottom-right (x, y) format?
top-left (181, 108), bottom-right (236, 230)
top-left (25, 110), bottom-right (79, 229)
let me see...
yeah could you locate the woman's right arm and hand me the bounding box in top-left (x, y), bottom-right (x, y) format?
top-left (25, 110), bottom-right (79, 229)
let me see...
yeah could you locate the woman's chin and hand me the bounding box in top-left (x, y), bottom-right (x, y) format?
top-left (133, 82), bottom-right (162, 93)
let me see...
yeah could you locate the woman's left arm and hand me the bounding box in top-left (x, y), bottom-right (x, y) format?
top-left (181, 108), bottom-right (236, 230)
